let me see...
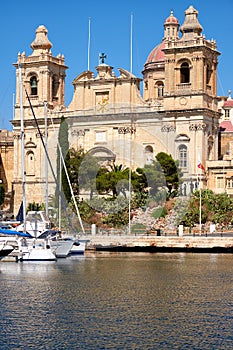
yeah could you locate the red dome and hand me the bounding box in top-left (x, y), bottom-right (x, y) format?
top-left (146, 41), bottom-right (165, 64)
top-left (223, 100), bottom-right (233, 108)
top-left (164, 11), bottom-right (179, 25)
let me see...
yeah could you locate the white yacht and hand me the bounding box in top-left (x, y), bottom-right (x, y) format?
top-left (17, 238), bottom-right (56, 261)
top-left (16, 210), bottom-right (74, 258)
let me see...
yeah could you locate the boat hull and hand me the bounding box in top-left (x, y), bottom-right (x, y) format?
top-left (17, 239), bottom-right (56, 261)
top-left (19, 248), bottom-right (56, 261)
top-left (69, 240), bottom-right (86, 255)
top-left (50, 239), bottom-right (74, 258)
top-left (0, 244), bottom-right (14, 260)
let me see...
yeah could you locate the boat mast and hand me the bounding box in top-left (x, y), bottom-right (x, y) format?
top-left (58, 153), bottom-right (62, 230)
top-left (87, 17), bottom-right (91, 71)
top-left (57, 143), bottom-right (85, 234)
top-left (130, 12), bottom-right (133, 74)
top-left (44, 101), bottom-right (49, 217)
top-left (128, 12), bottom-right (133, 234)
top-left (25, 91), bottom-right (85, 235)
top-left (19, 64), bottom-right (27, 228)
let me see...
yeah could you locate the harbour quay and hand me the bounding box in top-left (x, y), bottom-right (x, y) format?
top-left (83, 233), bottom-right (233, 253)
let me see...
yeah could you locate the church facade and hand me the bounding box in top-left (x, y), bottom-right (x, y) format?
top-left (10, 5), bottom-right (221, 215)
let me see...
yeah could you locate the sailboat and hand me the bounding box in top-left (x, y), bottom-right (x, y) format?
top-left (16, 209), bottom-right (73, 258)
top-left (15, 64), bottom-right (57, 261)
top-left (24, 90), bottom-right (86, 256)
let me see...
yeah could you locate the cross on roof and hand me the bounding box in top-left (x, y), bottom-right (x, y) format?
top-left (99, 53), bottom-right (106, 64)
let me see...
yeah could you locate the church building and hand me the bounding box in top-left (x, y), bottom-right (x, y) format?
top-left (10, 5), bottom-right (221, 214)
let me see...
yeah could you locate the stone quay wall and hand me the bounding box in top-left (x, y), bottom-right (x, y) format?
top-left (82, 234), bottom-right (233, 252)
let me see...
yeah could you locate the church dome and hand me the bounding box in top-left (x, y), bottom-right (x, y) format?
top-left (145, 41), bottom-right (165, 64)
top-left (145, 10), bottom-right (179, 66)
top-left (164, 10), bottom-right (179, 24)
top-left (223, 100), bottom-right (233, 108)
top-left (223, 91), bottom-right (233, 107)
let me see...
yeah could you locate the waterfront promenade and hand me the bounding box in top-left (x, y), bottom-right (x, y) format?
top-left (82, 232), bottom-right (233, 252)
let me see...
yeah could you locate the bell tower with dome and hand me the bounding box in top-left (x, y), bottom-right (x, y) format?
top-left (143, 10), bottom-right (180, 103)
top-left (142, 5), bottom-right (221, 194)
top-left (11, 25), bottom-right (68, 212)
top-left (163, 5), bottom-right (219, 112)
top-left (13, 25), bottom-right (68, 121)
top-left (143, 6), bottom-right (220, 111)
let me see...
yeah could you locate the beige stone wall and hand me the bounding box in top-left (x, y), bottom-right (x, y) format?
top-left (0, 130), bottom-right (14, 210)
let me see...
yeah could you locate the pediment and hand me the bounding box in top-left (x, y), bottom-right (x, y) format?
top-left (72, 70), bottom-right (94, 84)
top-left (118, 68), bottom-right (136, 79)
top-left (175, 134), bottom-right (190, 142)
top-left (88, 146), bottom-right (116, 161)
top-left (25, 140), bottom-right (37, 148)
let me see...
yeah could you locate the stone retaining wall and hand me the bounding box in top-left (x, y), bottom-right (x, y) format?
top-left (82, 234), bottom-right (233, 251)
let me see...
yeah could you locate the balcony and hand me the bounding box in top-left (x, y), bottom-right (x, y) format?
top-left (176, 83), bottom-right (192, 90)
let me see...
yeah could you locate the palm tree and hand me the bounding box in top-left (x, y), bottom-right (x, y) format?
top-left (96, 163), bottom-right (129, 198)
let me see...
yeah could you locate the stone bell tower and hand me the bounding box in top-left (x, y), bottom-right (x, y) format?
top-left (13, 25), bottom-right (68, 121)
top-left (11, 25), bottom-right (68, 215)
top-left (163, 5), bottom-right (219, 112)
top-left (142, 6), bottom-right (221, 193)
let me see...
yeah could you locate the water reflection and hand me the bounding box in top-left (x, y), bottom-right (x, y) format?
top-left (1, 253), bottom-right (233, 349)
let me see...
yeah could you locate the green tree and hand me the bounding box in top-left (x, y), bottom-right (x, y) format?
top-left (69, 148), bottom-right (99, 200)
top-left (56, 116), bottom-right (71, 204)
top-left (96, 163), bottom-right (129, 198)
top-left (27, 202), bottom-right (44, 211)
top-left (181, 190), bottom-right (233, 227)
top-left (156, 152), bottom-right (182, 196)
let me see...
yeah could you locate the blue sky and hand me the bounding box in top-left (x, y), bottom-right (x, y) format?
top-left (0, 0), bottom-right (232, 130)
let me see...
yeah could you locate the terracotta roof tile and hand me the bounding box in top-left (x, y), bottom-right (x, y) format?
top-left (220, 120), bottom-right (233, 132)
top-left (146, 41), bottom-right (165, 64)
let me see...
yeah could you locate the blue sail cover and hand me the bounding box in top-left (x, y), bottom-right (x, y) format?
top-left (0, 228), bottom-right (31, 238)
top-left (16, 202), bottom-right (24, 222)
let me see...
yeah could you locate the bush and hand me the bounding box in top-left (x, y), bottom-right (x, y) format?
top-left (131, 223), bottom-right (146, 234)
top-left (151, 206), bottom-right (167, 219)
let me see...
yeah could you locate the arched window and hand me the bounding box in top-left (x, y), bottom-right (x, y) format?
top-left (52, 75), bottom-right (59, 100)
top-left (145, 145), bottom-right (154, 164)
top-left (155, 82), bottom-right (164, 98)
top-left (208, 136), bottom-right (214, 159)
top-left (30, 76), bottom-right (38, 95)
top-left (26, 151), bottom-right (35, 176)
top-left (157, 83), bottom-right (164, 98)
top-left (180, 62), bottom-right (190, 83)
top-left (206, 64), bottom-right (212, 85)
top-left (178, 145), bottom-right (187, 168)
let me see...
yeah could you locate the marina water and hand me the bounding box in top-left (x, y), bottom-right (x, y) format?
top-left (1, 252), bottom-right (233, 349)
